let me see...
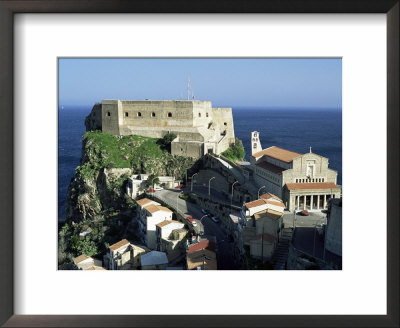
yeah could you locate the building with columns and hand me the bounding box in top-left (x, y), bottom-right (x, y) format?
top-left (250, 131), bottom-right (341, 211)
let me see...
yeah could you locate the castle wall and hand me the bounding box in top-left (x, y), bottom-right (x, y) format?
top-left (211, 107), bottom-right (235, 144)
top-left (121, 100), bottom-right (195, 128)
top-left (171, 141), bottom-right (203, 158)
top-left (192, 101), bottom-right (213, 127)
top-left (102, 100), bottom-right (122, 135)
top-left (95, 99), bottom-right (235, 159)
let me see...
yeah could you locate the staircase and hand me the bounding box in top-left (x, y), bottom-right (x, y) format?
top-left (272, 228), bottom-right (293, 270)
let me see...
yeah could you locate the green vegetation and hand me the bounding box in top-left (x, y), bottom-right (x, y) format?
top-left (179, 192), bottom-right (196, 203)
top-left (60, 130), bottom-right (199, 268)
top-left (158, 132), bottom-right (177, 151)
top-left (76, 131), bottom-right (165, 179)
top-left (221, 138), bottom-right (245, 162)
top-left (145, 173), bottom-right (160, 190)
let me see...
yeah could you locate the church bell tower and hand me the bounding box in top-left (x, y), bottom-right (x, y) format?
top-left (251, 131), bottom-right (263, 156)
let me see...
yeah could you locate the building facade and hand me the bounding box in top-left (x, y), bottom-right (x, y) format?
top-left (135, 198), bottom-right (174, 249)
top-left (250, 131), bottom-right (341, 211)
top-left (85, 100), bottom-right (235, 159)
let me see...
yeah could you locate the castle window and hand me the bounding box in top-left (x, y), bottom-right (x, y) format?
top-left (198, 113), bottom-right (201, 117)
top-left (206, 113), bottom-right (209, 117)
top-left (125, 112), bottom-right (129, 117)
top-left (224, 122), bottom-right (227, 126)
top-left (137, 112), bottom-right (142, 117)
top-left (253, 143), bottom-right (257, 148)
top-left (168, 112), bottom-right (172, 117)
top-left (152, 112), bottom-right (156, 117)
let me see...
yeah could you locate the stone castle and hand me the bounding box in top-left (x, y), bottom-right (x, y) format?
top-left (85, 99), bottom-right (235, 159)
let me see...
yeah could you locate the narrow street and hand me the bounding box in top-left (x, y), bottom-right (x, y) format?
top-left (154, 189), bottom-right (237, 269)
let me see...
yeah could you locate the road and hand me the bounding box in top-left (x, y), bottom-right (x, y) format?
top-left (184, 184), bottom-right (242, 208)
top-left (154, 188), bottom-right (237, 269)
top-left (282, 211), bottom-right (327, 228)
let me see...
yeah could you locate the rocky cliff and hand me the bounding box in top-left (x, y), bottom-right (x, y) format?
top-left (64, 130), bottom-right (197, 223)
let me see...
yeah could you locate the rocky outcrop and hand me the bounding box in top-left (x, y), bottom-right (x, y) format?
top-left (65, 168), bottom-right (133, 222)
top-left (64, 131), bottom-right (199, 223)
top-left (84, 103), bottom-right (102, 131)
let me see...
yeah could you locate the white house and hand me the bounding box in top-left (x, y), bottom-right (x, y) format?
top-left (135, 198), bottom-right (174, 250)
top-left (126, 174), bottom-right (179, 198)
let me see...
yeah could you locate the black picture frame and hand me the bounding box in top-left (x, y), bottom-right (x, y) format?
top-left (0, 1), bottom-right (398, 327)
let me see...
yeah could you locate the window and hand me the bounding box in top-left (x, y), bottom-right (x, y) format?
top-left (206, 113), bottom-right (209, 117)
top-left (168, 112), bottom-right (172, 117)
top-left (137, 112), bottom-right (142, 117)
top-left (107, 112), bottom-right (111, 117)
top-left (152, 112), bottom-right (156, 117)
top-left (198, 113), bottom-right (201, 117)
top-left (224, 122), bottom-right (227, 126)
top-left (125, 112), bottom-right (129, 117)
top-left (253, 143), bottom-right (257, 148)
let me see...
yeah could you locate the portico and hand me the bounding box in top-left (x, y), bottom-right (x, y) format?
top-left (285, 182), bottom-right (341, 212)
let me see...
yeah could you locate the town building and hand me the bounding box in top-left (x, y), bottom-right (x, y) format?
top-left (156, 220), bottom-right (188, 263)
top-left (104, 239), bottom-right (150, 270)
top-left (240, 193), bottom-right (285, 262)
top-left (135, 198), bottom-right (174, 249)
top-left (140, 251), bottom-right (169, 270)
top-left (250, 131), bottom-right (341, 211)
top-left (186, 239), bottom-right (217, 270)
top-left (73, 254), bottom-right (102, 270)
top-left (324, 198), bottom-right (342, 269)
top-left (126, 174), bottom-right (179, 199)
top-left (85, 99), bottom-right (235, 159)
top-left (287, 198), bottom-right (342, 270)
top-left (84, 266), bottom-right (107, 270)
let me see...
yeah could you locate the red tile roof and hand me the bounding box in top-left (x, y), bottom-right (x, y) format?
top-left (285, 182), bottom-right (339, 191)
top-left (244, 199), bottom-right (267, 209)
top-left (260, 192), bottom-right (283, 202)
top-left (109, 239), bottom-right (130, 251)
top-left (146, 204), bottom-right (173, 214)
top-left (84, 266), bottom-right (106, 270)
top-left (73, 254), bottom-right (91, 264)
top-left (255, 161), bottom-right (284, 175)
top-left (187, 240), bottom-right (216, 254)
top-left (251, 146), bottom-right (302, 163)
top-left (136, 198), bottom-right (156, 207)
top-left (264, 199), bottom-right (285, 208)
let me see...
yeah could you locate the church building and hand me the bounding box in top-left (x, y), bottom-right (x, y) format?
top-left (250, 131), bottom-right (341, 212)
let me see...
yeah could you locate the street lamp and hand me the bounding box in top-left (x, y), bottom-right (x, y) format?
top-left (177, 191), bottom-right (183, 215)
top-left (200, 214), bottom-right (208, 222)
top-left (191, 173), bottom-right (198, 192)
top-left (258, 186), bottom-right (266, 199)
top-left (231, 181), bottom-right (239, 208)
top-left (208, 177), bottom-right (215, 198)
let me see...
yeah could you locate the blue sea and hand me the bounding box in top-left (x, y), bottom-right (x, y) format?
top-left (58, 107), bottom-right (342, 221)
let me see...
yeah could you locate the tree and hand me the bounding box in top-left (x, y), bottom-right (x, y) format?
top-left (146, 173), bottom-right (160, 190)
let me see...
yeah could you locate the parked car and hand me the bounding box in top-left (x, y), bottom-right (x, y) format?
top-left (211, 216), bottom-right (220, 223)
top-left (201, 209), bottom-right (208, 215)
top-left (147, 188), bottom-right (155, 193)
top-left (154, 186), bottom-right (163, 191)
top-left (187, 216), bottom-right (198, 227)
top-left (176, 184), bottom-right (185, 189)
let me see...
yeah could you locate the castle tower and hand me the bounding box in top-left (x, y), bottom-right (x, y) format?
top-left (251, 131), bottom-right (263, 155)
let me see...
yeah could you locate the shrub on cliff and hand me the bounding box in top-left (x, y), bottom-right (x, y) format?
top-left (221, 138), bottom-right (245, 162)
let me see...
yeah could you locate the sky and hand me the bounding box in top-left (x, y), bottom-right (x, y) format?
top-left (58, 58), bottom-right (341, 109)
